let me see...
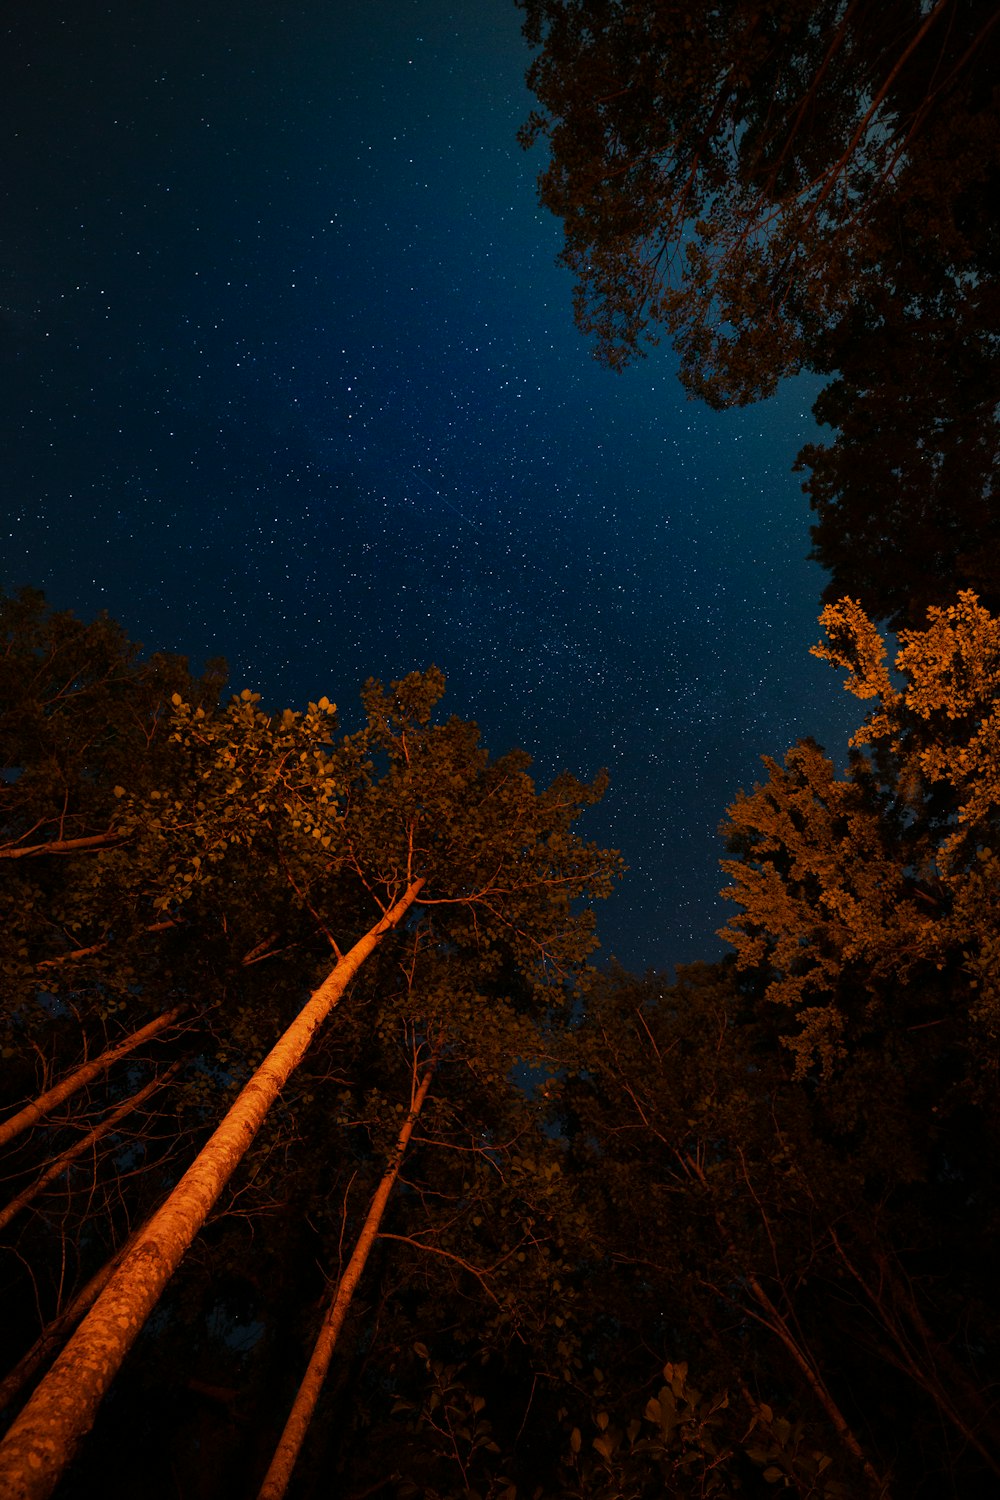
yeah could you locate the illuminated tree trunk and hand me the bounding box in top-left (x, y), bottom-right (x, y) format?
top-left (0, 880), bottom-right (423, 1500)
top-left (0, 1005), bottom-right (186, 1151)
top-left (0, 1062), bottom-right (181, 1233)
top-left (257, 1043), bottom-right (440, 1500)
top-left (0, 833), bottom-right (123, 860)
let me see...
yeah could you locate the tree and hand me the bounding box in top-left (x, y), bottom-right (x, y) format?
top-left (721, 590), bottom-right (1000, 1096)
top-left (519, 0), bottom-right (998, 403)
top-left (544, 961), bottom-right (881, 1496)
top-left (797, 154), bottom-right (1000, 628)
top-left (284, 938), bottom-right (590, 1500)
top-left (0, 625), bottom-right (620, 1498)
top-left (0, 1005), bottom-right (187, 1151)
top-left (0, 585), bottom-right (225, 864)
top-left (1, 591), bottom-right (235, 1454)
top-left (0, 588), bottom-right (226, 1082)
top-left (519, 1), bottom-right (1000, 626)
top-left (715, 591), bottom-right (1000, 1484)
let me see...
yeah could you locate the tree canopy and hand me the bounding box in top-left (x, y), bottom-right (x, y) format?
top-left (0, 592), bottom-right (621, 1498)
top-left (3, 590), bottom-right (1000, 1497)
top-left (519, 0), bottom-right (1000, 625)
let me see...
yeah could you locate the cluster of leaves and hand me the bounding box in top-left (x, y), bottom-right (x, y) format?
top-left (519, 0), bottom-right (996, 398)
top-left (721, 592), bottom-right (1000, 1129)
top-left (712, 595), bottom-right (1000, 1483)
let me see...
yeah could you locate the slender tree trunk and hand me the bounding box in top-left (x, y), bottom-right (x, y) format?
top-left (0, 880), bottom-right (423, 1500)
top-left (257, 1043), bottom-right (440, 1500)
top-left (0, 1063), bottom-right (181, 1234)
top-left (735, 1267), bottom-right (886, 1494)
top-left (0, 1006), bottom-right (186, 1151)
top-left (35, 918), bottom-right (182, 971)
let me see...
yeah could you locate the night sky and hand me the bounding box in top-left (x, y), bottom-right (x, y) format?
top-left (2, 0), bottom-right (860, 971)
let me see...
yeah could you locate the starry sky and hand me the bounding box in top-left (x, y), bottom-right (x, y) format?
top-left (1, 0), bottom-right (861, 971)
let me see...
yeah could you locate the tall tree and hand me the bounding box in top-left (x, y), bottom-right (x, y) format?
top-left (0, 625), bottom-right (620, 1498)
top-left (798, 150), bottom-right (1000, 628)
top-left (716, 591), bottom-right (1000, 1484)
top-left (721, 590), bottom-right (1000, 1100)
top-left (0, 882), bottom-right (425, 1500)
top-left (0, 585), bottom-right (224, 863)
top-left (1, 587), bottom-right (226, 1083)
top-left (1, 590), bottom-right (233, 1445)
top-left (541, 960), bottom-right (883, 1496)
top-left (257, 1032), bottom-right (442, 1500)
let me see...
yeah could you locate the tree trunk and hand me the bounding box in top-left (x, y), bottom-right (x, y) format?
top-left (0, 880), bottom-right (423, 1500)
top-left (0, 1062), bottom-right (181, 1234)
top-left (0, 1005), bottom-right (186, 1151)
top-left (829, 1227), bottom-right (1000, 1477)
top-left (257, 1042), bottom-right (440, 1500)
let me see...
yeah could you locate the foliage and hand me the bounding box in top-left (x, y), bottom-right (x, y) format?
top-left (799, 255), bottom-right (1000, 628)
top-left (519, 0), bottom-right (1000, 625)
top-left (721, 591), bottom-right (1000, 1096)
top-left (0, 595), bottom-right (622, 1500)
top-left (519, 0), bottom-right (997, 401)
top-left (715, 592), bottom-right (1000, 1486)
top-left (6, 593), bottom-right (1000, 1497)
top-left (0, 590), bottom-right (232, 1394)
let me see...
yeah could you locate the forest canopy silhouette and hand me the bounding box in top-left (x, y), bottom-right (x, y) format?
top-left (3, 0), bottom-right (1000, 1494)
top-left (519, 0), bottom-right (1000, 627)
top-left (1, 581), bottom-right (999, 1498)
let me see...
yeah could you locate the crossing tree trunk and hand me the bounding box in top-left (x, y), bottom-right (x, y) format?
top-left (0, 1005), bottom-right (187, 1151)
top-left (0, 1063), bottom-right (182, 1234)
top-left (0, 1229), bottom-right (138, 1415)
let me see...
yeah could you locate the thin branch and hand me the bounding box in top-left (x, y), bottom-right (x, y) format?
top-left (375, 1234), bottom-right (503, 1307)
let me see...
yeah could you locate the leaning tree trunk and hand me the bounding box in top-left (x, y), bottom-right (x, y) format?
top-left (257, 1043), bottom-right (441, 1500)
top-left (0, 1005), bottom-right (187, 1151)
top-left (0, 880), bottom-right (423, 1500)
top-left (0, 1062), bottom-right (181, 1234)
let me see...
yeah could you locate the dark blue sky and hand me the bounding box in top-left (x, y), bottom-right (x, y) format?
top-left (1, 0), bottom-right (860, 969)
